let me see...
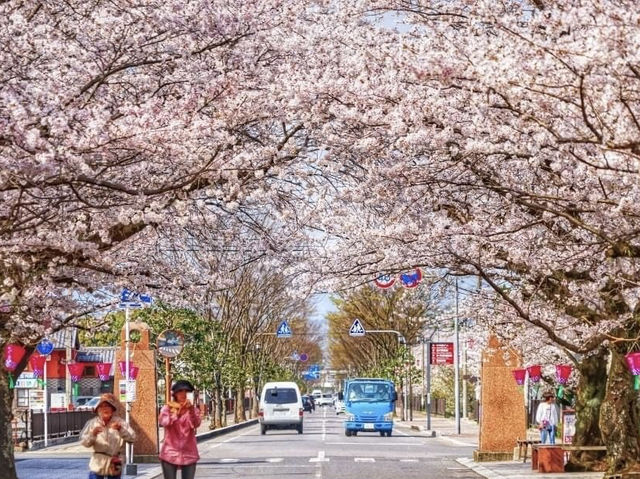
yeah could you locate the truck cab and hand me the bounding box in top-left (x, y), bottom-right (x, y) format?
top-left (339, 378), bottom-right (397, 437)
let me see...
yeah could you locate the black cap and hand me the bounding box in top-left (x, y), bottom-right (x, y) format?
top-left (171, 379), bottom-right (194, 393)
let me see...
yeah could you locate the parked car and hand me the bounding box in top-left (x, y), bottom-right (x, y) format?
top-left (259, 381), bottom-right (303, 434)
top-left (72, 396), bottom-right (96, 410)
top-left (76, 396), bottom-right (101, 411)
top-left (302, 395), bottom-right (314, 413)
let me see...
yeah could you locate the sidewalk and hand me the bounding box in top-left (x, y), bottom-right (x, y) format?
top-left (397, 411), bottom-right (603, 479)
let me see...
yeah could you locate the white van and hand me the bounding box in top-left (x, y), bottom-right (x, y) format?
top-left (259, 381), bottom-right (303, 434)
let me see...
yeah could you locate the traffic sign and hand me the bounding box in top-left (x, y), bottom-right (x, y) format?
top-left (276, 320), bottom-right (292, 338)
top-left (157, 330), bottom-right (185, 358)
top-left (349, 319), bottom-right (366, 337)
top-left (119, 288), bottom-right (153, 309)
top-left (36, 339), bottom-right (54, 356)
top-left (374, 274), bottom-right (396, 289)
top-left (399, 268), bottom-right (422, 288)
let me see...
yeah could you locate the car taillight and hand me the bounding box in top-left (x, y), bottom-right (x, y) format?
top-left (299, 408), bottom-right (304, 417)
top-left (259, 409), bottom-right (264, 417)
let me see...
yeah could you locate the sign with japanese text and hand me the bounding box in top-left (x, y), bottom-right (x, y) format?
top-left (430, 342), bottom-right (454, 365)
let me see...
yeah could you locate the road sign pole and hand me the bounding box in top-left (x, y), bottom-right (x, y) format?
top-left (426, 340), bottom-right (431, 431)
top-left (454, 278), bottom-right (461, 435)
top-left (125, 305), bottom-right (131, 466)
top-left (44, 359), bottom-right (48, 447)
top-left (165, 357), bottom-right (172, 405)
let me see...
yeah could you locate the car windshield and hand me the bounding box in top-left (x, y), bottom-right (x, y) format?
top-left (347, 383), bottom-right (392, 402)
top-left (264, 388), bottom-right (298, 404)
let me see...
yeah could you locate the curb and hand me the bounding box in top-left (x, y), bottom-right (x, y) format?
top-left (196, 418), bottom-right (259, 443)
top-left (456, 457), bottom-right (501, 479)
top-left (409, 425), bottom-right (437, 437)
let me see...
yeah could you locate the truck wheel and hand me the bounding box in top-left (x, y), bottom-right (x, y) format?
top-left (379, 431), bottom-right (385, 437)
top-left (297, 424), bottom-right (303, 434)
top-left (345, 430), bottom-right (352, 437)
top-left (261, 424), bottom-right (267, 435)
top-left (386, 431), bottom-right (392, 437)
top-left (352, 431), bottom-right (358, 436)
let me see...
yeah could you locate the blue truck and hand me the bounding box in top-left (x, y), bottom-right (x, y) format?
top-left (338, 378), bottom-right (397, 437)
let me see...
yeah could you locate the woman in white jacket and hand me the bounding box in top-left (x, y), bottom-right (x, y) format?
top-left (535, 391), bottom-right (559, 444)
top-left (80, 393), bottom-right (135, 479)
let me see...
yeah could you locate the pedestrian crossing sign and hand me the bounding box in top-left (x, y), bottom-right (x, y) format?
top-left (349, 319), bottom-right (366, 337)
top-left (276, 320), bottom-right (292, 338)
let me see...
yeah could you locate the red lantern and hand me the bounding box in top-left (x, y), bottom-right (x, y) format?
top-left (29, 354), bottom-right (47, 379)
top-left (556, 364), bottom-right (572, 399)
top-left (556, 364), bottom-right (572, 384)
top-left (118, 360), bottom-right (138, 380)
top-left (67, 363), bottom-right (84, 383)
top-left (625, 352), bottom-right (640, 390)
top-left (512, 368), bottom-right (527, 386)
top-left (527, 365), bottom-right (542, 383)
top-left (4, 343), bottom-right (26, 372)
top-left (96, 363), bottom-right (112, 382)
top-left (4, 343), bottom-right (26, 389)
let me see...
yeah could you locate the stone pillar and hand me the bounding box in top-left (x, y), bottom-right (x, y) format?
top-left (114, 321), bottom-right (159, 462)
top-left (474, 335), bottom-right (526, 461)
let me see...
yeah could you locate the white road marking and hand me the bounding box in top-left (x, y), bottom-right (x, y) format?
top-left (266, 458), bottom-right (284, 463)
top-left (326, 442), bottom-right (425, 446)
top-left (219, 458), bottom-right (238, 463)
top-left (400, 459), bottom-right (419, 462)
top-left (322, 408), bottom-right (327, 441)
top-left (440, 436), bottom-right (477, 447)
top-left (355, 457), bottom-right (375, 462)
top-left (204, 427), bottom-right (255, 450)
top-left (309, 450), bottom-right (330, 462)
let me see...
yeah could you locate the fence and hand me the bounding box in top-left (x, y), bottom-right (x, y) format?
top-left (30, 410), bottom-right (95, 442)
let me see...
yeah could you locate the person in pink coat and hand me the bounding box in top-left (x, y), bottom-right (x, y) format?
top-left (158, 380), bottom-right (201, 479)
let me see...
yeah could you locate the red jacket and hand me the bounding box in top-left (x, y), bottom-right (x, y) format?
top-left (158, 405), bottom-right (202, 465)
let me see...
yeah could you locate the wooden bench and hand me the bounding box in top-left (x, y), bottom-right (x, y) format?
top-left (517, 439), bottom-right (541, 463)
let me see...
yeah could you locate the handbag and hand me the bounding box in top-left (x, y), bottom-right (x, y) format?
top-left (108, 455), bottom-right (123, 476)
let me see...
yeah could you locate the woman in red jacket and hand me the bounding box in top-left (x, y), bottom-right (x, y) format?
top-left (158, 380), bottom-right (202, 479)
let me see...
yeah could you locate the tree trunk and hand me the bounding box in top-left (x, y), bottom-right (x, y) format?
top-left (252, 381), bottom-right (260, 418)
top-left (209, 388), bottom-right (219, 430)
top-left (600, 346), bottom-right (640, 477)
top-left (565, 346), bottom-right (607, 472)
top-left (235, 388), bottom-right (246, 423)
top-left (0, 366), bottom-right (18, 479)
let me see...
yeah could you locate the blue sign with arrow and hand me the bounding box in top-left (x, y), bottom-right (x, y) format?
top-left (276, 320), bottom-right (292, 338)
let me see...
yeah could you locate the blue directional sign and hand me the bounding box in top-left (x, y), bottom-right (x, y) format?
top-left (349, 318), bottom-right (366, 337)
top-left (276, 320), bottom-right (292, 338)
top-left (36, 339), bottom-right (54, 356)
top-left (119, 288), bottom-right (153, 309)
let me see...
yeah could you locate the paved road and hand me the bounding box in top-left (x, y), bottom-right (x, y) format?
top-left (15, 407), bottom-right (482, 479)
top-left (189, 407), bottom-right (482, 479)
